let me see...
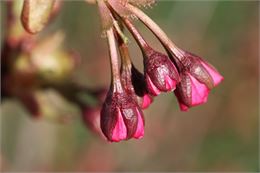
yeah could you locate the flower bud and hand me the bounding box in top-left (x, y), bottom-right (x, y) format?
top-left (144, 47), bottom-right (180, 96)
top-left (21, 0), bottom-right (55, 34)
top-left (100, 83), bottom-right (145, 142)
top-left (131, 66), bottom-right (153, 109)
top-left (120, 62), bottom-right (153, 109)
top-left (29, 31), bottom-right (79, 83)
top-left (119, 18), bottom-right (179, 96)
top-left (6, 0), bottom-right (32, 48)
top-left (174, 72), bottom-right (209, 111)
top-left (19, 89), bottom-right (76, 123)
top-left (174, 51), bottom-right (224, 111)
top-left (117, 34), bottom-right (153, 109)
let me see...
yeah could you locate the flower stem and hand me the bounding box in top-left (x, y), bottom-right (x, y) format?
top-left (113, 20), bottom-right (129, 44)
top-left (116, 31), bottom-right (132, 67)
top-left (127, 4), bottom-right (185, 61)
top-left (106, 28), bottom-right (123, 92)
top-left (122, 18), bottom-right (150, 53)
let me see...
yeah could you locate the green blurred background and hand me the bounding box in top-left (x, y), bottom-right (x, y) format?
top-left (1, 1), bottom-right (259, 172)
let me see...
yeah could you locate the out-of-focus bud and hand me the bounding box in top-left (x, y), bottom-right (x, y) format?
top-left (29, 32), bottom-right (80, 83)
top-left (144, 47), bottom-right (180, 96)
top-left (174, 51), bottom-right (224, 111)
top-left (6, 0), bottom-right (31, 48)
top-left (100, 82), bottom-right (145, 142)
top-left (19, 89), bottom-right (77, 123)
top-left (50, 0), bottom-right (63, 20)
top-left (10, 32), bottom-right (79, 84)
top-left (82, 107), bottom-right (106, 139)
top-left (79, 87), bottom-right (107, 138)
top-left (21, 0), bottom-right (55, 34)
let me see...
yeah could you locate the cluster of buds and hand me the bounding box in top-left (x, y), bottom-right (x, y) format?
top-left (2, 0), bottom-right (223, 143)
top-left (95, 0), bottom-right (223, 142)
top-left (2, 0), bottom-right (79, 122)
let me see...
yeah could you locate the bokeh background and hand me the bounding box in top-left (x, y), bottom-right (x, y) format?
top-left (1, 1), bottom-right (259, 172)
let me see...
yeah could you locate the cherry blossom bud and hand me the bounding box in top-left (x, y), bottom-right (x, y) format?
top-left (121, 19), bottom-right (180, 96)
top-left (120, 60), bottom-right (153, 109)
top-left (144, 47), bottom-right (180, 96)
top-left (131, 66), bottom-right (153, 109)
top-left (100, 84), bottom-right (145, 142)
top-left (174, 51), bottom-right (224, 111)
top-left (21, 0), bottom-right (55, 34)
top-left (174, 72), bottom-right (209, 111)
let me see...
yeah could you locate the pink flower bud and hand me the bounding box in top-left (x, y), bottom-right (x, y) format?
top-left (130, 65), bottom-right (154, 109)
top-left (174, 51), bottom-right (224, 111)
top-left (198, 59), bottom-right (224, 87)
top-left (140, 94), bottom-right (153, 109)
top-left (100, 85), bottom-right (145, 142)
top-left (174, 72), bottom-right (209, 111)
top-left (144, 47), bottom-right (180, 96)
top-left (120, 57), bottom-right (153, 109)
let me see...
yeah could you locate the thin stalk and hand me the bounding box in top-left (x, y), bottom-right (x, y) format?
top-left (113, 20), bottom-right (129, 44)
top-left (104, 1), bottom-right (148, 54)
top-left (123, 18), bottom-right (150, 53)
top-left (115, 29), bottom-right (132, 67)
top-left (127, 4), bottom-right (185, 61)
top-left (106, 28), bottom-right (123, 92)
top-left (119, 41), bottom-right (132, 67)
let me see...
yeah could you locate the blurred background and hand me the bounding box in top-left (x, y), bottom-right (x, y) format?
top-left (1, 1), bottom-right (259, 172)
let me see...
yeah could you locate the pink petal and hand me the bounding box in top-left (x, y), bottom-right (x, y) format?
top-left (111, 108), bottom-right (127, 142)
top-left (133, 108), bottom-right (144, 139)
top-left (174, 87), bottom-right (190, 111)
top-left (146, 75), bottom-right (161, 96)
top-left (165, 75), bottom-right (176, 91)
top-left (189, 74), bottom-right (209, 106)
top-left (201, 62), bottom-right (224, 86)
top-left (180, 103), bottom-right (189, 111)
top-left (142, 94), bottom-right (153, 109)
